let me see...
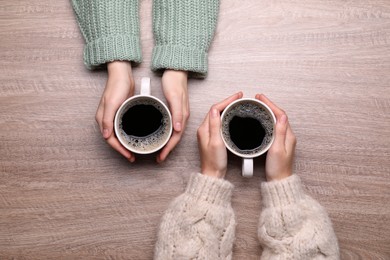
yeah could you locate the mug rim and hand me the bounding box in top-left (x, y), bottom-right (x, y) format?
top-left (114, 94), bottom-right (173, 154)
top-left (220, 98), bottom-right (276, 159)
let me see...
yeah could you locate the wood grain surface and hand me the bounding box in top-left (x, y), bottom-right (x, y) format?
top-left (1, 0), bottom-right (389, 259)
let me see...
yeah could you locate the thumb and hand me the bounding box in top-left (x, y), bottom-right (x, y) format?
top-left (102, 103), bottom-right (117, 139)
top-left (209, 107), bottom-right (222, 141)
top-left (170, 99), bottom-right (183, 132)
top-left (273, 114), bottom-right (288, 149)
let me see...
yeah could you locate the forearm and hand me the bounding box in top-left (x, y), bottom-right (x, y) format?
top-left (71, 0), bottom-right (142, 69)
top-left (258, 175), bottom-right (340, 259)
top-left (152, 0), bottom-right (220, 77)
top-left (154, 173), bottom-right (235, 260)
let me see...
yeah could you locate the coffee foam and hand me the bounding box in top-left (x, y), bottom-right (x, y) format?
top-left (222, 101), bottom-right (274, 155)
top-left (118, 98), bottom-right (171, 152)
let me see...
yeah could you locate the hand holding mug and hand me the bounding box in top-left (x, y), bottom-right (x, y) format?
top-left (157, 70), bottom-right (190, 163)
top-left (256, 94), bottom-right (297, 181)
top-left (197, 92), bottom-right (243, 179)
top-left (220, 97), bottom-right (276, 177)
top-left (95, 61), bottom-right (135, 162)
top-left (114, 78), bottom-right (173, 156)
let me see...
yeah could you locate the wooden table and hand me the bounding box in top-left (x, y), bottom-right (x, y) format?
top-left (1, 0), bottom-right (389, 259)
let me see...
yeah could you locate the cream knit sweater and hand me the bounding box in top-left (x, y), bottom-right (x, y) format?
top-left (154, 173), bottom-right (340, 259)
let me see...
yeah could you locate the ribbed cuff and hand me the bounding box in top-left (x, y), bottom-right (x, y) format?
top-left (184, 173), bottom-right (234, 206)
top-left (261, 175), bottom-right (305, 208)
top-left (84, 34), bottom-right (142, 69)
top-left (151, 45), bottom-right (208, 78)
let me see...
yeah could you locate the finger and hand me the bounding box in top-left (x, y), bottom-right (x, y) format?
top-left (209, 107), bottom-right (222, 141)
top-left (197, 112), bottom-right (210, 151)
top-left (157, 131), bottom-right (182, 163)
top-left (170, 97), bottom-right (183, 132)
top-left (200, 111), bottom-right (210, 134)
top-left (106, 134), bottom-right (135, 162)
top-left (255, 94), bottom-right (285, 119)
top-left (214, 91), bottom-right (243, 112)
top-left (96, 101), bottom-right (104, 134)
top-left (197, 92), bottom-right (242, 144)
top-left (272, 114), bottom-right (288, 151)
top-left (102, 99), bottom-right (119, 139)
top-left (285, 122), bottom-right (297, 151)
top-left (179, 94), bottom-right (190, 131)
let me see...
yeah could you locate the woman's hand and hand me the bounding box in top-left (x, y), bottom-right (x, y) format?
top-left (197, 92), bottom-right (243, 178)
top-left (157, 70), bottom-right (190, 162)
top-left (95, 61), bottom-right (135, 162)
top-left (255, 94), bottom-right (297, 181)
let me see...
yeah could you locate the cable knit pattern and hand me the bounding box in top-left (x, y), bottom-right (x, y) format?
top-left (154, 173), bottom-right (236, 259)
top-left (156, 174), bottom-right (339, 259)
top-left (152, 0), bottom-right (220, 77)
top-left (71, 0), bottom-right (142, 69)
top-left (258, 175), bottom-right (340, 259)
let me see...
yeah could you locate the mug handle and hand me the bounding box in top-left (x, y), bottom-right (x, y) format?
top-left (141, 77), bottom-right (151, 96)
top-left (242, 158), bottom-right (253, 178)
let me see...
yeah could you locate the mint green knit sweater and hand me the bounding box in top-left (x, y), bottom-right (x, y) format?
top-left (71, 0), bottom-right (219, 77)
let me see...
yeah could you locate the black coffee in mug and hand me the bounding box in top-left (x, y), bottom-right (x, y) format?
top-left (116, 98), bottom-right (172, 153)
top-left (221, 98), bottom-right (276, 177)
top-left (114, 77), bottom-right (172, 154)
top-left (221, 100), bottom-right (274, 156)
top-left (122, 104), bottom-right (163, 138)
top-left (228, 116), bottom-right (266, 150)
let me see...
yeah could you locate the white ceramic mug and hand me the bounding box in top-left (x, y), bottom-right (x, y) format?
top-left (114, 77), bottom-right (172, 154)
top-left (221, 98), bottom-right (276, 177)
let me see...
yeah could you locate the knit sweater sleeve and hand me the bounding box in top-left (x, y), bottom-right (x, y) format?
top-left (71, 0), bottom-right (142, 69)
top-left (151, 0), bottom-right (220, 77)
top-left (154, 173), bottom-right (236, 260)
top-left (258, 175), bottom-right (340, 259)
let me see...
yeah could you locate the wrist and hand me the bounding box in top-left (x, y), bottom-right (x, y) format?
top-left (107, 61), bottom-right (132, 79)
top-left (201, 169), bottom-right (226, 179)
top-left (164, 69), bottom-right (188, 81)
top-left (266, 171), bottom-right (292, 182)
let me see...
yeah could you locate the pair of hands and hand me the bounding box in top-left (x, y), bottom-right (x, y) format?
top-left (198, 92), bottom-right (297, 181)
top-left (96, 61), bottom-right (296, 181)
top-left (95, 61), bottom-right (188, 163)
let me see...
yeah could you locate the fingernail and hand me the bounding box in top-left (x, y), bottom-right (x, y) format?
top-left (175, 122), bottom-right (182, 131)
top-left (129, 156), bottom-right (135, 163)
top-left (157, 155), bottom-right (164, 163)
top-left (211, 108), bottom-right (218, 118)
top-left (103, 129), bottom-right (109, 138)
top-left (279, 115), bottom-right (287, 124)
